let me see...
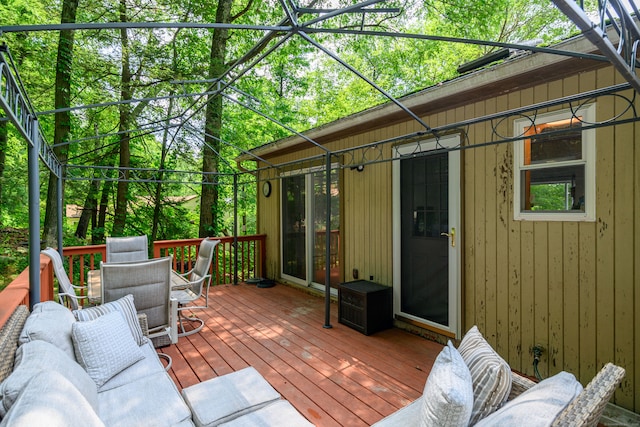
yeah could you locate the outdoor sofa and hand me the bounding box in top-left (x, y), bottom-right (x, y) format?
top-left (372, 326), bottom-right (625, 427)
top-left (0, 298), bottom-right (313, 427)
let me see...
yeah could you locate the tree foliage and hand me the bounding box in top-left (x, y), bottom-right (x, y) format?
top-left (0, 0), bottom-right (579, 246)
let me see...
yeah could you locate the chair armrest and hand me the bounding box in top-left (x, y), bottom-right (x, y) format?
top-left (57, 292), bottom-right (89, 308)
top-left (170, 273), bottom-right (209, 290)
top-left (169, 297), bottom-right (178, 344)
top-left (551, 363), bottom-right (625, 427)
top-left (508, 371), bottom-right (537, 401)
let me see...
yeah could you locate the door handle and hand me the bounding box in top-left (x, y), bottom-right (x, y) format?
top-left (440, 227), bottom-right (456, 247)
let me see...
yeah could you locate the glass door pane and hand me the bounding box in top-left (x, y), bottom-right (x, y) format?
top-left (282, 175), bottom-right (306, 281)
top-left (400, 151), bottom-right (449, 325)
top-left (312, 169), bottom-right (340, 288)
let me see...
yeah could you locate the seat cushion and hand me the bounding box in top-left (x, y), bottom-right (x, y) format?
top-left (74, 294), bottom-right (148, 346)
top-left (0, 370), bottom-right (104, 427)
top-left (0, 340), bottom-right (98, 418)
top-left (474, 371), bottom-right (583, 427)
top-left (182, 367), bottom-right (281, 427)
top-left (18, 306), bottom-right (76, 360)
top-left (98, 371), bottom-right (192, 427)
top-left (420, 341), bottom-right (473, 427)
top-left (72, 311), bottom-right (145, 387)
top-left (219, 400), bottom-right (314, 427)
top-left (458, 326), bottom-right (512, 425)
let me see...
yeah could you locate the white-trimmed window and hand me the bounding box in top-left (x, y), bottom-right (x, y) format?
top-left (514, 104), bottom-right (596, 221)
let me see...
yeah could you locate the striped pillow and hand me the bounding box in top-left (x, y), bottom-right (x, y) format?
top-left (73, 294), bottom-right (147, 346)
top-left (458, 326), bottom-right (512, 425)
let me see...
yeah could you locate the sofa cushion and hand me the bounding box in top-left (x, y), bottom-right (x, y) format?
top-left (458, 326), bottom-right (512, 425)
top-left (474, 371), bottom-right (583, 427)
top-left (31, 300), bottom-right (71, 313)
top-left (72, 311), bottom-right (145, 387)
top-left (0, 340), bottom-right (98, 418)
top-left (0, 370), bottom-right (104, 427)
top-left (18, 306), bottom-right (76, 360)
top-left (98, 371), bottom-right (192, 427)
top-left (73, 294), bottom-right (147, 346)
top-left (98, 340), bottom-right (166, 392)
top-left (370, 400), bottom-right (422, 427)
top-left (420, 341), bottom-right (473, 427)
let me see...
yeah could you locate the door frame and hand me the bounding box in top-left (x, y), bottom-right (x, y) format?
top-left (392, 134), bottom-right (462, 338)
top-left (279, 164), bottom-right (340, 294)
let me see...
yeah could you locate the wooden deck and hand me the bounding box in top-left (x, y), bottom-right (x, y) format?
top-left (162, 282), bottom-right (443, 427)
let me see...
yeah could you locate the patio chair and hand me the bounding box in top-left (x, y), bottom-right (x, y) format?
top-left (105, 235), bottom-right (149, 263)
top-left (41, 247), bottom-right (88, 311)
top-left (171, 238), bottom-right (220, 337)
top-left (100, 256), bottom-right (178, 347)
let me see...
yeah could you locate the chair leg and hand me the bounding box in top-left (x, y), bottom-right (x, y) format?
top-left (177, 309), bottom-right (205, 337)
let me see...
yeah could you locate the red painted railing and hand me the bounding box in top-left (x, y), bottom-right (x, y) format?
top-left (0, 254), bottom-right (53, 328)
top-left (0, 235), bottom-right (266, 331)
top-left (153, 235), bottom-right (266, 284)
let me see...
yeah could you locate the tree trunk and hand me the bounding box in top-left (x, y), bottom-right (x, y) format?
top-left (42, 0), bottom-right (79, 247)
top-left (151, 95), bottom-right (173, 243)
top-left (112, 0), bottom-right (132, 237)
top-left (199, 0), bottom-right (233, 238)
top-left (74, 178), bottom-right (99, 239)
top-left (94, 178), bottom-right (112, 244)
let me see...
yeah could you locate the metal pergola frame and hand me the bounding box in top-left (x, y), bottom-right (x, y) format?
top-left (1, 0), bottom-right (639, 328)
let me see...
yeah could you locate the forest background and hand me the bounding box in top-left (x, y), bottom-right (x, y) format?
top-left (0, 0), bottom-right (582, 286)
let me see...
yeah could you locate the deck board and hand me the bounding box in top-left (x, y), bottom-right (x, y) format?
top-left (164, 283), bottom-right (443, 426)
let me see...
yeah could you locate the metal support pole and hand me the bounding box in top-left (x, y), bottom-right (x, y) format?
top-left (233, 173), bottom-right (239, 285)
top-left (323, 153), bottom-right (333, 329)
top-left (28, 118), bottom-right (41, 308)
top-left (56, 171), bottom-right (64, 254)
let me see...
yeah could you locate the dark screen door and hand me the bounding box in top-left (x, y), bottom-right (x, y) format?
top-left (400, 151), bottom-right (449, 326)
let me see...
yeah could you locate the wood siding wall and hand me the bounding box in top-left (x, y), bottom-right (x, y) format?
top-left (258, 66), bottom-right (639, 412)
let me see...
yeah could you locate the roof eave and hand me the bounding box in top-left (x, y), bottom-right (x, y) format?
top-left (238, 32), bottom-right (609, 163)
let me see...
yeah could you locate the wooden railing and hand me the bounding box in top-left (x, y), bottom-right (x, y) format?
top-left (0, 254), bottom-right (53, 329)
top-left (61, 235), bottom-right (266, 287)
top-left (153, 235), bottom-right (266, 284)
top-left (0, 235), bottom-right (266, 331)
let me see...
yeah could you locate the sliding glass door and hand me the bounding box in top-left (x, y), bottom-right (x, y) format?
top-left (281, 168), bottom-right (340, 290)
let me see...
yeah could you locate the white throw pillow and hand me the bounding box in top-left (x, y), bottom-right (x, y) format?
top-left (18, 307), bottom-right (76, 360)
top-left (72, 311), bottom-right (144, 387)
top-left (474, 371), bottom-right (583, 427)
top-left (420, 341), bottom-right (473, 427)
top-left (73, 294), bottom-right (147, 346)
top-left (0, 340), bottom-right (98, 418)
top-left (458, 326), bottom-right (512, 425)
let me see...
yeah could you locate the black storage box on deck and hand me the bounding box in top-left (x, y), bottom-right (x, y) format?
top-left (338, 280), bottom-right (392, 335)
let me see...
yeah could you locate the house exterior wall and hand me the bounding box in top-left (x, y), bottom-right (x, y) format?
top-left (256, 65), bottom-right (639, 412)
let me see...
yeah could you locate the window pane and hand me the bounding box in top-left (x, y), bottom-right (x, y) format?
top-left (526, 121), bottom-right (582, 165)
top-left (521, 165), bottom-right (585, 212)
